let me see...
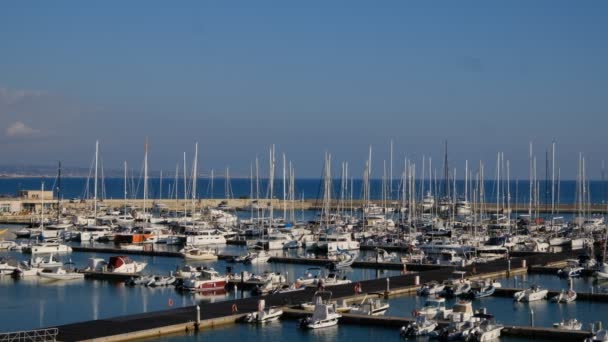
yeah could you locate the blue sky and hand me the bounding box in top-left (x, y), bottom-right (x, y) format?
top-left (0, 1), bottom-right (607, 178)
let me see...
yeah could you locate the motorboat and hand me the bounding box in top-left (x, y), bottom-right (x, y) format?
top-left (464, 280), bottom-right (500, 299)
top-left (470, 320), bottom-right (504, 342)
top-left (296, 267), bottom-right (323, 286)
top-left (400, 316), bottom-right (438, 337)
top-left (330, 250), bottom-right (357, 270)
top-left (596, 263), bottom-right (608, 280)
top-left (0, 258), bottom-right (17, 276)
top-left (513, 285), bottom-right (548, 302)
top-left (429, 317), bottom-right (476, 341)
top-left (0, 240), bottom-right (17, 250)
top-left (299, 291), bottom-right (341, 329)
top-left (586, 330), bottom-right (608, 342)
top-left (146, 274), bottom-right (176, 287)
top-left (551, 289), bottom-right (577, 303)
top-left (180, 246), bottom-right (218, 261)
top-left (125, 275), bottom-right (154, 286)
top-left (417, 281), bottom-right (445, 296)
top-left (311, 272), bottom-right (351, 287)
top-left (181, 267), bottom-right (227, 292)
top-left (442, 271), bottom-right (471, 297)
top-left (38, 263), bottom-right (84, 281)
top-left (558, 259), bottom-right (585, 278)
top-left (243, 250), bottom-right (271, 264)
top-left (349, 294), bottom-right (389, 316)
top-left (244, 299), bottom-right (283, 323)
top-left (315, 232), bottom-right (360, 253)
top-left (22, 241), bottom-right (72, 254)
top-left (28, 254), bottom-right (63, 269)
top-left (553, 318), bottom-right (582, 330)
top-left (85, 256), bottom-right (147, 274)
top-left (415, 297), bottom-right (452, 320)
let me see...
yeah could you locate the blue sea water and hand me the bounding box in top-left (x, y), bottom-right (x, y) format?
top-left (1, 177), bottom-right (606, 205)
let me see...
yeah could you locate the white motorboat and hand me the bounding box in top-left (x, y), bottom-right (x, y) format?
top-left (553, 318), bottom-right (582, 330)
top-left (299, 291), bottom-right (341, 329)
top-left (0, 258), bottom-right (17, 276)
top-left (296, 267), bottom-right (323, 286)
top-left (180, 246), bottom-right (218, 261)
top-left (0, 240), bottom-right (17, 250)
top-left (22, 241), bottom-right (72, 254)
top-left (245, 300), bottom-right (283, 323)
top-left (243, 251), bottom-right (271, 264)
top-left (125, 275), bottom-right (154, 286)
top-left (400, 316), bottom-right (438, 337)
top-left (311, 272), bottom-right (351, 287)
top-left (551, 289), bottom-right (577, 303)
top-left (349, 294), bottom-right (389, 316)
top-left (596, 263), bottom-right (608, 280)
top-left (38, 263), bottom-right (84, 281)
top-left (514, 285), bottom-right (548, 302)
top-left (558, 259), bottom-right (585, 278)
top-left (417, 281), bottom-right (445, 296)
top-left (471, 320), bottom-right (504, 342)
top-left (315, 232), bottom-right (360, 253)
top-left (28, 254), bottom-right (63, 269)
top-left (586, 330), bottom-right (608, 342)
top-left (330, 250), bottom-right (357, 269)
top-left (415, 297), bottom-right (452, 320)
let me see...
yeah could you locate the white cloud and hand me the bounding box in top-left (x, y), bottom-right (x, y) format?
top-left (6, 121), bottom-right (40, 137)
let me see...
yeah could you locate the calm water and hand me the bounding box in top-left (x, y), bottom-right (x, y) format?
top-left (2, 224), bottom-right (608, 340)
top-left (142, 320), bottom-right (554, 342)
top-left (1, 177), bottom-right (606, 204)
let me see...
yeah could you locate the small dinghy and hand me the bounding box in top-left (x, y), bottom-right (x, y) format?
top-left (146, 274), bottom-right (176, 287)
top-left (553, 318), bottom-right (583, 330)
top-left (400, 316), bottom-right (438, 337)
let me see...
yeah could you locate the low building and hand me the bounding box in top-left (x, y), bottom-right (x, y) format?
top-left (19, 190), bottom-right (54, 201)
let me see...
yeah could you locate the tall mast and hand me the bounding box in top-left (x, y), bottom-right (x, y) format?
top-left (529, 142), bottom-right (533, 217)
top-left (56, 161), bottom-right (62, 221)
top-left (444, 140), bottom-right (449, 199)
top-left (94, 140), bottom-right (99, 221)
top-left (192, 142), bottom-right (198, 210)
top-left (551, 141), bottom-right (556, 216)
top-left (390, 139), bottom-right (393, 200)
top-left (283, 153), bottom-right (286, 221)
top-left (464, 160), bottom-right (468, 202)
top-left (143, 140), bottom-right (148, 224)
top-left (269, 145), bottom-right (275, 227)
top-left (41, 181), bottom-right (45, 230)
top-left (183, 152), bottom-right (187, 221)
top-left (124, 161), bottom-right (128, 218)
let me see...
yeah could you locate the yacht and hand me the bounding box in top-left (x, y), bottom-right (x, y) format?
top-left (85, 256), bottom-right (147, 274)
top-left (470, 320), bottom-right (504, 341)
top-left (243, 250), bottom-right (271, 264)
top-left (22, 241), bottom-right (72, 255)
top-left (415, 297), bottom-right (452, 320)
top-left (38, 263), bottom-right (84, 281)
top-left (315, 232), bottom-right (359, 253)
top-left (182, 267), bottom-right (227, 292)
top-left (185, 229), bottom-right (227, 246)
top-left (417, 281), bottom-right (445, 296)
top-left (0, 258), bottom-right (17, 276)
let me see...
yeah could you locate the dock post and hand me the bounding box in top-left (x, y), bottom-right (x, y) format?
top-left (521, 259), bottom-right (526, 268)
top-left (196, 305), bottom-right (200, 329)
top-left (590, 285), bottom-right (594, 294)
top-left (385, 278), bottom-right (390, 298)
top-left (507, 259), bottom-right (511, 277)
top-left (234, 285), bottom-right (238, 299)
top-left (414, 275), bottom-right (420, 286)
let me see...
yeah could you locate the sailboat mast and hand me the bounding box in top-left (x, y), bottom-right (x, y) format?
top-left (192, 142), bottom-right (198, 212)
top-left (94, 140), bottom-right (99, 221)
top-left (143, 141), bottom-right (148, 223)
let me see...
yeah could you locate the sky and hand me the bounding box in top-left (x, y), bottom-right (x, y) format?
top-left (0, 1), bottom-right (607, 179)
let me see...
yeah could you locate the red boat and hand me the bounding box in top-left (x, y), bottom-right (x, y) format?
top-left (182, 267), bottom-right (227, 292)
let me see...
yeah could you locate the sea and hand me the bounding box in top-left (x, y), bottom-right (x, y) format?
top-left (1, 177), bottom-right (607, 205)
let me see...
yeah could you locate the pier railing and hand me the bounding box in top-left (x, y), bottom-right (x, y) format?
top-left (0, 328), bottom-right (58, 342)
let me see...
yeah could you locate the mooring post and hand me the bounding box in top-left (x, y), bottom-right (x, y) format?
top-left (385, 278), bottom-right (390, 298)
top-left (507, 258), bottom-right (511, 277)
top-left (196, 305), bottom-right (201, 329)
top-left (414, 275), bottom-right (420, 286)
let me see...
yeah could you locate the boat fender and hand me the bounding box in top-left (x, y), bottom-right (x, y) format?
top-left (232, 304), bottom-right (238, 313)
top-left (168, 298), bottom-right (174, 307)
top-left (354, 282), bottom-right (362, 293)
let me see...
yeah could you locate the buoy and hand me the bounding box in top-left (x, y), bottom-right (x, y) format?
top-left (232, 303), bottom-right (238, 313)
top-left (168, 298), bottom-right (174, 307)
